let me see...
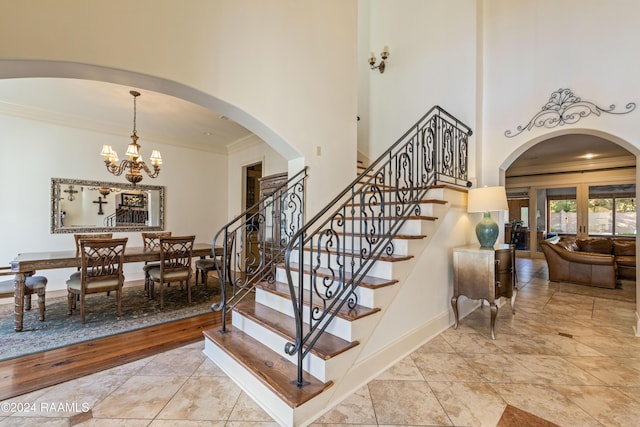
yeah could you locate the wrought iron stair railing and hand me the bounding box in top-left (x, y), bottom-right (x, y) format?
top-left (283, 105), bottom-right (472, 386)
top-left (211, 167), bottom-right (308, 332)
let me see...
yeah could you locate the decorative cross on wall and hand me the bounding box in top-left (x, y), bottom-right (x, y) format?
top-left (64, 185), bottom-right (79, 201)
top-left (93, 196), bottom-right (108, 215)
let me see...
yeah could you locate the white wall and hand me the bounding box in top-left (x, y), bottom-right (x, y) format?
top-left (226, 135), bottom-right (289, 223)
top-left (362, 0), bottom-right (478, 173)
top-left (481, 0), bottom-right (640, 184)
top-left (0, 0), bottom-right (360, 291)
top-left (0, 0), bottom-right (359, 217)
top-left (0, 114), bottom-right (227, 290)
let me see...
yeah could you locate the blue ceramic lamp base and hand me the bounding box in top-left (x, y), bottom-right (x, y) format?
top-left (475, 212), bottom-right (499, 249)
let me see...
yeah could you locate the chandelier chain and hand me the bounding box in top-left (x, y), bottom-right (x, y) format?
top-left (100, 89), bottom-right (161, 185)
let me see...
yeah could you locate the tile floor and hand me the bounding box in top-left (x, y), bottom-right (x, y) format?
top-left (1, 258), bottom-right (639, 426)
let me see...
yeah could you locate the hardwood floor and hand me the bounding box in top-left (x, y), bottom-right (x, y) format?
top-left (0, 311), bottom-right (222, 401)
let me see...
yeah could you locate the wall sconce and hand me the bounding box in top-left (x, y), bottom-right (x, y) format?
top-left (369, 45), bottom-right (390, 73)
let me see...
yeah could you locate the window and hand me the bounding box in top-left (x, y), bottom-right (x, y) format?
top-left (548, 197), bottom-right (577, 234)
top-left (588, 185), bottom-right (636, 236)
top-left (615, 197), bottom-right (637, 236)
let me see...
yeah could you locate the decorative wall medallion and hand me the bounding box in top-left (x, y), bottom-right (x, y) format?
top-left (505, 88), bottom-right (636, 137)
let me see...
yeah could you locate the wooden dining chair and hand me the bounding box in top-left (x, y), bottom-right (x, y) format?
top-left (147, 235), bottom-right (195, 309)
top-left (73, 233), bottom-right (114, 256)
top-left (141, 231), bottom-right (171, 296)
top-left (0, 267), bottom-right (48, 321)
top-left (66, 237), bottom-right (128, 323)
top-left (195, 232), bottom-right (235, 291)
top-left (71, 233), bottom-right (114, 296)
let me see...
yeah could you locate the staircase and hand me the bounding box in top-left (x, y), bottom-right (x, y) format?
top-left (203, 106), bottom-right (473, 426)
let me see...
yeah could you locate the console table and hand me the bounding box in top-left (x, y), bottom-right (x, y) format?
top-left (451, 244), bottom-right (516, 339)
top-left (9, 243), bottom-right (220, 332)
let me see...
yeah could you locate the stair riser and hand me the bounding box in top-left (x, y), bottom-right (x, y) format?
top-left (275, 269), bottom-right (379, 308)
top-left (232, 310), bottom-right (351, 382)
top-left (335, 217), bottom-right (427, 236)
top-left (289, 250), bottom-right (398, 280)
top-left (300, 235), bottom-right (413, 255)
top-left (347, 200), bottom-right (439, 216)
top-left (255, 288), bottom-right (373, 342)
top-left (357, 187), bottom-right (445, 200)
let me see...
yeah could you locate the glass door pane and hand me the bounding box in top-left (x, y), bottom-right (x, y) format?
top-left (506, 189), bottom-right (530, 252)
top-left (546, 187), bottom-right (578, 237)
top-left (615, 197), bottom-right (637, 236)
top-left (589, 184), bottom-right (636, 237)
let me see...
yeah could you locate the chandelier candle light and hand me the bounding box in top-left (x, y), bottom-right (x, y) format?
top-left (467, 186), bottom-right (509, 249)
top-left (101, 90), bottom-right (162, 185)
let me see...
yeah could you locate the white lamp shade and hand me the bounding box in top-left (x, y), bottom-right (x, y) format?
top-left (100, 145), bottom-right (114, 156)
top-left (150, 150), bottom-right (163, 165)
top-left (467, 186), bottom-right (508, 213)
top-left (126, 143), bottom-right (140, 157)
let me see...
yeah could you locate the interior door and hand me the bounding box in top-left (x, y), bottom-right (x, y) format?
top-left (244, 163), bottom-right (262, 272)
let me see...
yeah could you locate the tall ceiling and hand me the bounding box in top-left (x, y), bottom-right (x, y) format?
top-left (0, 78), bottom-right (254, 154)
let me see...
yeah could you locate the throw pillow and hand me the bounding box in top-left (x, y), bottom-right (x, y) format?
top-left (557, 238), bottom-right (578, 251)
top-left (613, 240), bottom-right (636, 256)
top-left (577, 238), bottom-right (613, 254)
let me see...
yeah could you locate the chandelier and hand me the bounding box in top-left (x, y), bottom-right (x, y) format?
top-left (100, 90), bottom-right (162, 185)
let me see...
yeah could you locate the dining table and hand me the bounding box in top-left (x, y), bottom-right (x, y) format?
top-left (9, 242), bottom-right (220, 332)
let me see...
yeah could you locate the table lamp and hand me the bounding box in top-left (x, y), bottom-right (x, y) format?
top-left (467, 186), bottom-right (509, 249)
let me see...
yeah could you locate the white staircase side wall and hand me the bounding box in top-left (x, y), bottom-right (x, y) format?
top-left (296, 188), bottom-right (472, 425)
top-left (355, 194), bottom-right (468, 361)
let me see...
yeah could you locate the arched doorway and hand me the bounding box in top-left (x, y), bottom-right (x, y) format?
top-left (503, 131), bottom-right (640, 336)
top-left (0, 60), bottom-right (300, 162)
top-left (505, 133), bottom-right (636, 258)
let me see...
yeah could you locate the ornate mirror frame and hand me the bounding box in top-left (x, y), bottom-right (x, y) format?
top-left (51, 177), bottom-right (165, 233)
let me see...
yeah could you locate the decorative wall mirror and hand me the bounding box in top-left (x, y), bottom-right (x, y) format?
top-left (51, 178), bottom-right (165, 233)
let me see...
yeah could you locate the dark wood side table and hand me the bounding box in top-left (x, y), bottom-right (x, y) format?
top-left (451, 243), bottom-right (516, 339)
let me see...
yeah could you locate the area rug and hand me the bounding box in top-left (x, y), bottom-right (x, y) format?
top-left (0, 280), bottom-right (222, 361)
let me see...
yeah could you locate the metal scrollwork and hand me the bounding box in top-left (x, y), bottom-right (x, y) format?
top-left (280, 106), bottom-right (472, 386)
top-left (505, 88), bottom-right (636, 137)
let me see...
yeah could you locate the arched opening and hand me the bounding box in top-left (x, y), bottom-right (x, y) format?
top-left (503, 130), bottom-right (639, 334)
top-left (0, 60), bottom-right (301, 161)
top-left (505, 132), bottom-right (637, 257)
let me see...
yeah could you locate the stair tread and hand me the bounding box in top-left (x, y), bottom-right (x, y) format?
top-left (258, 280), bottom-right (382, 320)
top-left (235, 300), bottom-right (359, 360)
top-left (284, 262), bottom-right (399, 289)
top-left (203, 326), bottom-right (332, 408)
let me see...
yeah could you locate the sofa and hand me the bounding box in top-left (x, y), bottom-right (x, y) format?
top-left (540, 237), bottom-right (636, 289)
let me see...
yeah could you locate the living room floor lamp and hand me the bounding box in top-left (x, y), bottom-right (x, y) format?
top-left (467, 186), bottom-right (509, 249)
